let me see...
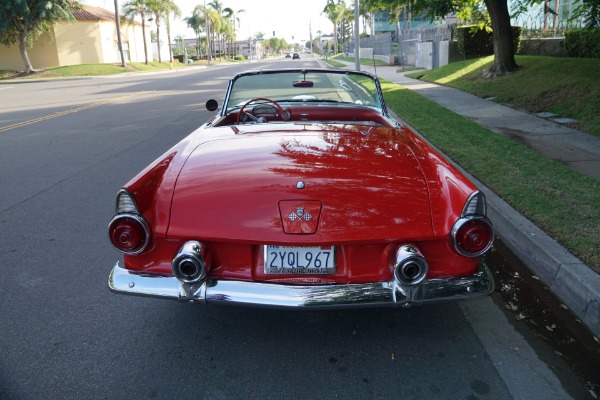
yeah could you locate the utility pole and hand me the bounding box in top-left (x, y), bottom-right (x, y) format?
top-left (114, 0), bottom-right (126, 67)
top-left (309, 21), bottom-right (313, 54)
top-left (354, 0), bottom-right (360, 71)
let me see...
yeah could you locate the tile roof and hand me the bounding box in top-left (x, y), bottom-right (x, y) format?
top-left (72, 4), bottom-right (116, 21)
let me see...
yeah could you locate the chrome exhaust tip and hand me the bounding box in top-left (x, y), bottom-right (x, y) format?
top-left (172, 241), bottom-right (207, 284)
top-left (394, 245), bottom-right (428, 286)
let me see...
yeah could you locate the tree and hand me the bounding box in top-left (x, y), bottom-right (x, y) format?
top-left (358, 0), bottom-right (377, 36)
top-left (571, 0), bottom-right (600, 28)
top-left (207, 0), bottom-right (224, 59)
top-left (339, 4), bottom-right (354, 56)
top-left (190, 4), bottom-right (212, 62)
top-left (230, 8), bottom-right (245, 57)
top-left (206, 8), bottom-right (221, 60)
top-left (0, 0), bottom-right (80, 74)
top-left (323, 0), bottom-right (347, 54)
top-left (121, 0), bottom-right (150, 64)
top-left (184, 11), bottom-right (205, 57)
top-left (364, 0), bottom-right (518, 75)
top-left (268, 37), bottom-right (280, 54)
top-left (146, 0), bottom-right (179, 63)
top-left (482, 0), bottom-right (518, 75)
top-left (162, 0), bottom-right (180, 62)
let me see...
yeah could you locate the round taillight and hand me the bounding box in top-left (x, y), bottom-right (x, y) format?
top-left (109, 215), bottom-right (150, 254)
top-left (451, 217), bottom-right (494, 257)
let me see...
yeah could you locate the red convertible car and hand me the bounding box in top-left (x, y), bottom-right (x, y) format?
top-left (108, 68), bottom-right (494, 308)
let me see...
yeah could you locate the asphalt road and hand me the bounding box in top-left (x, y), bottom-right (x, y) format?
top-left (0, 57), bottom-right (594, 399)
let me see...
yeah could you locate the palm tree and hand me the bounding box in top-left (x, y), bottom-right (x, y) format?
top-left (184, 11), bottom-right (205, 57)
top-left (230, 8), bottom-right (245, 57)
top-left (163, 0), bottom-right (181, 62)
top-left (221, 17), bottom-right (234, 58)
top-left (121, 0), bottom-right (150, 64)
top-left (208, 0), bottom-right (223, 58)
top-left (323, 1), bottom-right (346, 55)
top-left (209, 0), bottom-right (235, 60)
top-left (358, 1), bottom-right (374, 36)
top-left (222, 7), bottom-right (234, 58)
top-left (191, 4), bottom-right (211, 62)
top-left (385, 3), bottom-right (405, 41)
top-left (206, 8), bottom-right (221, 60)
top-left (340, 4), bottom-right (354, 56)
top-left (146, 0), bottom-right (179, 63)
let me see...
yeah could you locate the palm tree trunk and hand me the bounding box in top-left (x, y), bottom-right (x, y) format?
top-left (167, 28), bottom-right (173, 62)
top-left (141, 14), bottom-right (149, 64)
top-left (196, 30), bottom-right (201, 58)
top-left (156, 19), bottom-right (162, 63)
top-left (206, 18), bottom-right (212, 62)
top-left (333, 23), bottom-right (338, 54)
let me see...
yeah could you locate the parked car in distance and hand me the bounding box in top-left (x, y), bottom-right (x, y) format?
top-left (108, 68), bottom-right (495, 309)
top-left (292, 52), bottom-right (300, 59)
top-left (285, 52), bottom-right (292, 58)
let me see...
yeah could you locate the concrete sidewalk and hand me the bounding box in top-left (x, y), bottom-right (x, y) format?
top-left (330, 61), bottom-right (600, 337)
top-left (370, 65), bottom-right (600, 182)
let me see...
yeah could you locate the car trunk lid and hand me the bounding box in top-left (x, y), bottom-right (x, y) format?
top-left (167, 126), bottom-right (433, 243)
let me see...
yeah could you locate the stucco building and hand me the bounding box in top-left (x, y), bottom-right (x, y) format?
top-left (0, 4), bottom-right (150, 71)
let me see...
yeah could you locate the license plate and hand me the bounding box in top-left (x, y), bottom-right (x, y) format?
top-left (264, 245), bottom-right (336, 275)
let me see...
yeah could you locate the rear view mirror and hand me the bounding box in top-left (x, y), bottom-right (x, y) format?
top-left (293, 80), bottom-right (314, 88)
top-left (206, 99), bottom-right (218, 111)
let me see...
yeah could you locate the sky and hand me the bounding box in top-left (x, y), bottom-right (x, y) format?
top-left (81, 0), bottom-right (336, 44)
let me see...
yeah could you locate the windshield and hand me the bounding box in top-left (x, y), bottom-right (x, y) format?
top-left (225, 70), bottom-right (383, 114)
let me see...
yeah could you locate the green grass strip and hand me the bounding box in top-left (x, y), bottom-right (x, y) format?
top-left (322, 59), bottom-right (347, 68)
top-left (381, 79), bottom-right (600, 271)
top-left (407, 55), bottom-right (600, 138)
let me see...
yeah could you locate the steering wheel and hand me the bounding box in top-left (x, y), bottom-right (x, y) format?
top-left (236, 97), bottom-right (288, 125)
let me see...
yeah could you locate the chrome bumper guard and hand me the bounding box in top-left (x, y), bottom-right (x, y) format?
top-left (108, 262), bottom-right (494, 309)
top-left (108, 262), bottom-right (494, 308)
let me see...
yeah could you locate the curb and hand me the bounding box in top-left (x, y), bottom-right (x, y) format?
top-left (319, 54), bottom-right (600, 337)
top-left (393, 102), bottom-right (600, 337)
top-left (468, 173), bottom-right (600, 338)
top-left (380, 101), bottom-right (600, 339)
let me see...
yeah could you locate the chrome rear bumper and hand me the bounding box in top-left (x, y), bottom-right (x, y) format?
top-left (108, 262), bottom-right (494, 308)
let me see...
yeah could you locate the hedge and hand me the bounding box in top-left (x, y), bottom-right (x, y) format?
top-left (564, 29), bottom-right (600, 58)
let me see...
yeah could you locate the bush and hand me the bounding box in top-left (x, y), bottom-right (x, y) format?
top-left (456, 26), bottom-right (522, 58)
top-left (234, 55), bottom-right (246, 61)
top-left (564, 29), bottom-right (600, 58)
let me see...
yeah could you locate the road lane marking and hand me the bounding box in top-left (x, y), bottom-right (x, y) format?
top-left (0, 91), bottom-right (145, 133)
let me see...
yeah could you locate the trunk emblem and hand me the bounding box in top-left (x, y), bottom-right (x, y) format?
top-left (289, 207), bottom-right (312, 221)
top-left (279, 201), bottom-right (322, 234)
top-left (296, 181), bottom-right (305, 189)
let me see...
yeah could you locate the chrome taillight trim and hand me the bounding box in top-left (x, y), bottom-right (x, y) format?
top-left (108, 213), bottom-right (151, 255)
top-left (115, 189), bottom-right (140, 214)
top-left (462, 190), bottom-right (487, 217)
top-left (450, 216), bottom-right (494, 258)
